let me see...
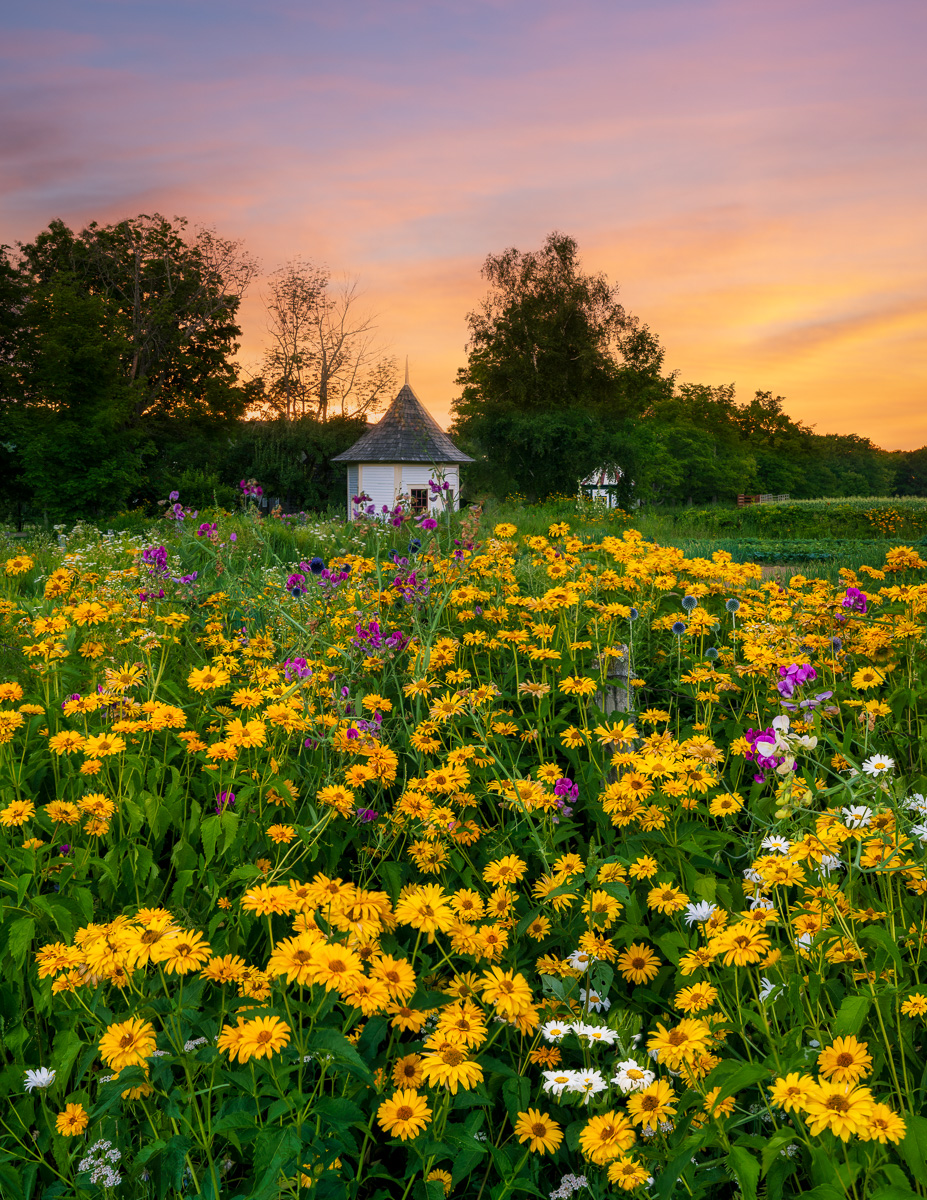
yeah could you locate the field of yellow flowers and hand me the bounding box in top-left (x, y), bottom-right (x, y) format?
top-left (2, 503), bottom-right (927, 1200)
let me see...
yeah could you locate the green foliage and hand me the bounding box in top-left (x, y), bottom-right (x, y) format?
top-left (9, 278), bottom-right (147, 519)
top-left (451, 231), bottom-right (671, 501)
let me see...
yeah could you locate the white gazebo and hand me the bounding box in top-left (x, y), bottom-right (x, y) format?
top-left (332, 368), bottom-right (473, 520)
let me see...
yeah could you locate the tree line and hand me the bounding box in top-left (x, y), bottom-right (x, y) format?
top-left (0, 215), bottom-right (394, 522)
top-left (0, 217), bottom-right (923, 523)
top-left (450, 232), bottom-right (925, 505)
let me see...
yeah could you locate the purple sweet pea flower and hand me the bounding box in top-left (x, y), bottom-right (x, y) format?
top-left (215, 790), bottom-right (235, 814)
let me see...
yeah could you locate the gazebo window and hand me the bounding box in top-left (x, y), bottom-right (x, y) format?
top-left (409, 487), bottom-right (429, 515)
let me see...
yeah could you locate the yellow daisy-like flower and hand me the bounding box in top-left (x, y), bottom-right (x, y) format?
top-left (674, 982), bottom-right (718, 1013)
top-left (645, 1019), bottom-right (710, 1070)
top-left (647, 883), bottom-right (689, 914)
top-left (482, 855), bottom-right (527, 884)
top-left (236, 1015), bottom-right (291, 1062)
top-left (478, 966), bottom-right (534, 1017)
top-left (513, 1108), bottom-right (564, 1155)
top-left (154, 930), bottom-right (212, 975)
top-left (769, 1072), bottom-right (817, 1113)
top-left (617, 943), bottom-right (661, 985)
top-left (48, 731), bottom-right (86, 755)
top-left (607, 1156), bottom-right (652, 1191)
top-left (851, 666), bottom-right (884, 690)
top-left (626, 1079), bottom-right (677, 1128)
top-left (377, 1088), bottom-right (432, 1140)
top-left (267, 824), bottom-right (296, 844)
top-left (187, 665), bottom-right (231, 692)
top-left (560, 676), bottom-right (597, 696)
top-left (82, 733), bottom-right (126, 758)
top-left (0, 799), bottom-right (35, 827)
top-left (369, 954), bottom-right (417, 1001)
top-left (901, 993), bottom-right (927, 1017)
top-left (578, 1111), bottom-right (636, 1164)
top-left (99, 1017), bottom-right (157, 1072)
top-left (817, 1035), bottom-right (872, 1084)
top-left (419, 1040), bottom-right (484, 1093)
top-left (55, 1103), bottom-right (89, 1136)
top-left (709, 921), bottom-right (770, 966)
top-left (392, 1053), bottom-right (425, 1089)
top-left (802, 1082), bottom-right (874, 1140)
top-left (863, 1102), bottom-right (907, 1144)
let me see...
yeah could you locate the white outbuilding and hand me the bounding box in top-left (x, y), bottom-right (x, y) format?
top-left (332, 370), bottom-right (473, 521)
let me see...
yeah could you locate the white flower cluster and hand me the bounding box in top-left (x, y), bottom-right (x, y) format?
top-left (541, 1020), bottom-right (617, 1046)
top-left (184, 1037), bottom-right (209, 1052)
top-left (542, 1055), bottom-right (656, 1102)
top-left (78, 1139), bottom-right (123, 1188)
top-left (550, 1173), bottom-right (589, 1198)
top-left (542, 1067), bottom-right (609, 1102)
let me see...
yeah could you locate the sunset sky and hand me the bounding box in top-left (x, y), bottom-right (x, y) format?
top-left (2, 0), bottom-right (925, 447)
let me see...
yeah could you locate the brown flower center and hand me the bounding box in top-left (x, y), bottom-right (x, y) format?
top-left (396, 1105), bottom-right (413, 1121)
top-left (441, 1049), bottom-right (466, 1067)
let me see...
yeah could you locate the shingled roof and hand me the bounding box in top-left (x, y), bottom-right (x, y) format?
top-left (331, 382), bottom-right (473, 464)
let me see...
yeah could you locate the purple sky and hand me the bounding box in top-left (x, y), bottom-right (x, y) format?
top-left (3, 0), bottom-right (925, 445)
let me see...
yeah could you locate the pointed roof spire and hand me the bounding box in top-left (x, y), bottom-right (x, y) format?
top-left (331, 378), bottom-right (473, 464)
top-left (404, 355), bottom-right (409, 387)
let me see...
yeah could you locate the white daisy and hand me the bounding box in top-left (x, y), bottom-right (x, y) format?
top-left (24, 1067), bottom-right (55, 1092)
top-left (683, 901), bottom-right (717, 926)
top-left (542, 1070), bottom-right (577, 1097)
top-left (612, 1060), bottom-right (655, 1093)
top-left (841, 805), bottom-right (872, 828)
top-left (906, 792), bottom-right (927, 814)
top-left (540, 1020), bottom-right (569, 1043)
top-left (572, 1023), bottom-right (618, 1046)
top-left (567, 1068), bottom-right (608, 1102)
top-left (862, 754), bottom-right (894, 776)
top-left (760, 835), bottom-right (791, 854)
top-left (579, 988), bottom-right (611, 1013)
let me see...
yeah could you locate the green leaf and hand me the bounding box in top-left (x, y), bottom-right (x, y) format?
top-left (760, 1131), bottom-right (795, 1177)
top-left (307, 1027), bottom-right (374, 1084)
top-left (314, 1097), bottom-right (363, 1125)
top-left (727, 1146), bottom-right (759, 1200)
top-left (860, 925), bottom-right (905, 975)
top-left (200, 814), bottom-right (220, 863)
top-left (252, 1128), bottom-right (301, 1200)
top-left (833, 993), bottom-right (870, 1037)
top-left (5, 917), bottom-right (35, 967)
top-left (162, 1135), bottom-right (193, 1192)
top-left (899, 1114), bottom-right (927, 1186)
